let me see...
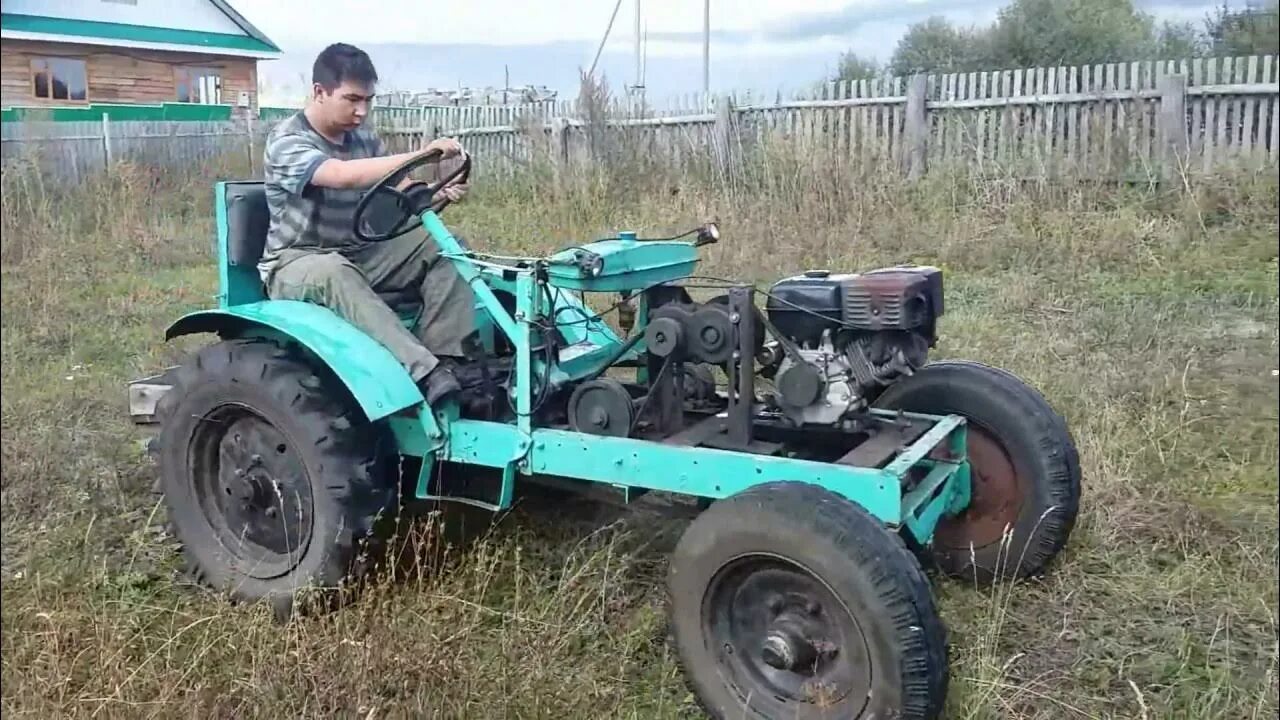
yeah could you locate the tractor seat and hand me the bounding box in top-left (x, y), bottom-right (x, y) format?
top-left (224, 181), bottom-right (270, 269)
top-left (220, 181), bottom-right (421, 321)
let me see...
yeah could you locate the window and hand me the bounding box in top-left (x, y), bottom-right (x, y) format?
top-left (175, 67), bottom-right (222, 104)
top-left (31, 58), bottom-right (88, 102)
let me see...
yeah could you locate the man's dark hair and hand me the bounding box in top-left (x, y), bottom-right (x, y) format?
top-left (312, 43), bottom-right (378, 92)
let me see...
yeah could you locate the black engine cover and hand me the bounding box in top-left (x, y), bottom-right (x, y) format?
top-left (766, 266), bottom-right (944, 346)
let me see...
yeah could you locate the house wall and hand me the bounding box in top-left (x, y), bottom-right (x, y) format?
top-left (0, 39), bottom-right (257, 113)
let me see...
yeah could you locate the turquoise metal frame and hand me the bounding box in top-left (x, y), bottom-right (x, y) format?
top-left (166, 181), bottom-right (973, 543)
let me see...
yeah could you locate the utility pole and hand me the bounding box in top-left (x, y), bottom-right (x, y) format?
top-left (702, 0), bottom-right (710, 97)
top-left (634, 0), bottom-right (642, 92)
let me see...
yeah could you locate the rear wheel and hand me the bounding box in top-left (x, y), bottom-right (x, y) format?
top-left (667, 482), bottom-right (948, 719)
top-left (156, 338), bottom-right (396, 617)
top-left (873, 360), bottom-right (1081, 584)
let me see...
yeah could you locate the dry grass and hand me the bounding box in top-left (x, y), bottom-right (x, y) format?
top-left (1, 134), bottom-right (1277, 719)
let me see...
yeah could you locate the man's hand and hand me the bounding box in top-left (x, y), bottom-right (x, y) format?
top-left (438, 182), bottom-right (468, 202)
top-left (423, 137), bottom-right (464, 158)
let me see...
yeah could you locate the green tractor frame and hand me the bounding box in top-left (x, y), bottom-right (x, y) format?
top-left (129, 151), bottom-right (1081, 720)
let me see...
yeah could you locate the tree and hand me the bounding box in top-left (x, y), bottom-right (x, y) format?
top-left (1156, 20), bottom-right (1207, 58)
top-left (888, 16), bottom-right (988, 75)
top-left (1205, 0), bottom-right (1279, 55)
top-left (833, 52), bottom-right (882, 83)
top-left (985, 0), bottom-right (1159, 68)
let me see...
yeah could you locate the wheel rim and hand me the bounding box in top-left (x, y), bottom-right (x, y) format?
top-left (188, 403), bottom-right (314, 579)
top-left (935, 424), bottom-right (1024, 551)
top-left (702, 553), bottom-right (871, 716)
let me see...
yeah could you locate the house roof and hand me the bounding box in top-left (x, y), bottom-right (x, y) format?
top-left (0, 3), bottom-right (281, 60)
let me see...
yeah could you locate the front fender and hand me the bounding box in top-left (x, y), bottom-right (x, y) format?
top-left (166, 300), bottom-right (423, 422)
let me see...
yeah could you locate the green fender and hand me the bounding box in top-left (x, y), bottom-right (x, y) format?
top-left (166, 300), bottom-right (423, 422)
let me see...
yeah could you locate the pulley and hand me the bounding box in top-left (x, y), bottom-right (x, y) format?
top-left (567, 378), bottom-right (636, 437)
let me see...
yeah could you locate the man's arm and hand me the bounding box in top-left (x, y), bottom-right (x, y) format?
top-left (312, 137), bottom-right (463, 190)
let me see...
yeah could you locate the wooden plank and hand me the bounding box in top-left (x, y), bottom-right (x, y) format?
top-left (1216, 57), bottom-right (1231, 161)
top-left (837, 79), bottom-right (849, 158)
top-left (940, 72), bottom-right (953, 161)
top-left (1030, 66), bottom-right (1045, 169)
top-left (1264, 88), bottom-right (1274, 162)
top-left (1158, 73), bottom-right (1188, 179)
top-left (1065, 65), bottom-right (1078, 166)
top-left (1042, 67), bottom-right (1057, 169)
top-left (827, 80), bottom-right (837, 155)
top-left (1017, 68), bottom-right (1030, 165)
top-left (964, 71), bottom-right (978, 161)
top-left (1203, 57), bottom-right (1217, 170)
top-left (1232, 56), bottom-right (1247, 155)
top-left (1243, 55), bottom-right (1258, 158)
top-left (1268, 56), bottom-right (1279, 163)
top-left (1191, 57), bottom-right (1204, 168)
top-left (1103, 63), bottom-right (1118, 176)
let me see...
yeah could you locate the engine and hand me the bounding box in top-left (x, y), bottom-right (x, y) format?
top-left (764, 266), bottom-right (942, 426)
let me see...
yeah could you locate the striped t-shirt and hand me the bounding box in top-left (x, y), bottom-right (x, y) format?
top-left (258, 111), bottom-right (385, 281)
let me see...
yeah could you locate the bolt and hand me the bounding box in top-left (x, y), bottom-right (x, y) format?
top-left (265, 507), bottom-right (278, 519)
top-left (723, 643), bottom-right (734, 656)
top-left (250, 453), bottom-right (262, 465)
top-left (806, 600), bottom-right (821, 616)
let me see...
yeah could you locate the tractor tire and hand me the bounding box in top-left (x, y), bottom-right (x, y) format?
top-left (667, 481), bottom-right (948, 720)
top-left (872, 359), bottom-right (1081, 584)
top-left (155, 338), bottom-right (396, 618)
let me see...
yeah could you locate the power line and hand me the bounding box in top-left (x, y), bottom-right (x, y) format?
top-left (589, 0), bottom-right (626, 79)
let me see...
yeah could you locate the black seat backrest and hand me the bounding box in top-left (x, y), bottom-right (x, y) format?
top-left (225, 182), bottom-right (270, 267)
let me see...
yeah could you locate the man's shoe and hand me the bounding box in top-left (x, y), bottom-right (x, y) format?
top-left (418, 364), bottom-right (462, 405)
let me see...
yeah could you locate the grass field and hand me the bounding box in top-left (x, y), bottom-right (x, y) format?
top-left (1, 149), bottom-right (1277, 719)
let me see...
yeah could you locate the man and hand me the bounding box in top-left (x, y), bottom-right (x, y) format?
top-left (260, 42), bottom-right (473, 404)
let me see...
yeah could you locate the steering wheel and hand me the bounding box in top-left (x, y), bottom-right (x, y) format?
top-left (352, 148), bottom-right (472, 243)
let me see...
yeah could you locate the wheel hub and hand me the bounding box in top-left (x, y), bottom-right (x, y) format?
top-left (760, 619), bottom-right (823, 671)
top-left (704, 557), bottom-right (869, 714)
top-left (936, 424), bottom-right (1024, 550)
top-left (190, 406), bottom-right (314, 577)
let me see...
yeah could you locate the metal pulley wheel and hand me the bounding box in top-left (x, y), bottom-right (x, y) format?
top-left (689, 305), bottom-right (734, 365)
top-left (567, 377), bottom-right (636, 437)
top-left (645, 316), bottom-right (685, 358)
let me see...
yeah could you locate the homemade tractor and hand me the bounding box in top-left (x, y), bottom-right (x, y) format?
top-left (129, 151), bottom-right (1080, 720)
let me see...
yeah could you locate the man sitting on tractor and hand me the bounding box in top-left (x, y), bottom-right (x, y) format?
top-left (259, 42), bottom-right (474, 405)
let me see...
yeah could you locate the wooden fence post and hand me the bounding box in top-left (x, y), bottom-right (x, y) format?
top-left (553, 117), bottom-right (570, 174)
top-left (101, 113), bottom-right (113, 166)
top-left (1158, 73), bottom-right (1189, 181)
top-left (904, 74), bottom-right (928, 180)
top-left (712, 93), bottom-right (737, 177)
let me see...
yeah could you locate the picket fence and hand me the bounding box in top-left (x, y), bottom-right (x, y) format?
top-left (2, 55), bottom-right (1276, 183)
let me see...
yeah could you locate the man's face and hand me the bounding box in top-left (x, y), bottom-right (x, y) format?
top-left (313, 80), bottom-right (375, 132)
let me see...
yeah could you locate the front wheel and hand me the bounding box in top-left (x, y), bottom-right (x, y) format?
top-left (156, 339), bottom-right (396, 617)
top-left (873, 360), bottom-right (1082, 584)
top-left (667, 482), bottom-right (948, 719)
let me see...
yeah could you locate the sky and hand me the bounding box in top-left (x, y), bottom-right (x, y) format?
top-left (226, 0), bottom-right (1221, 103)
